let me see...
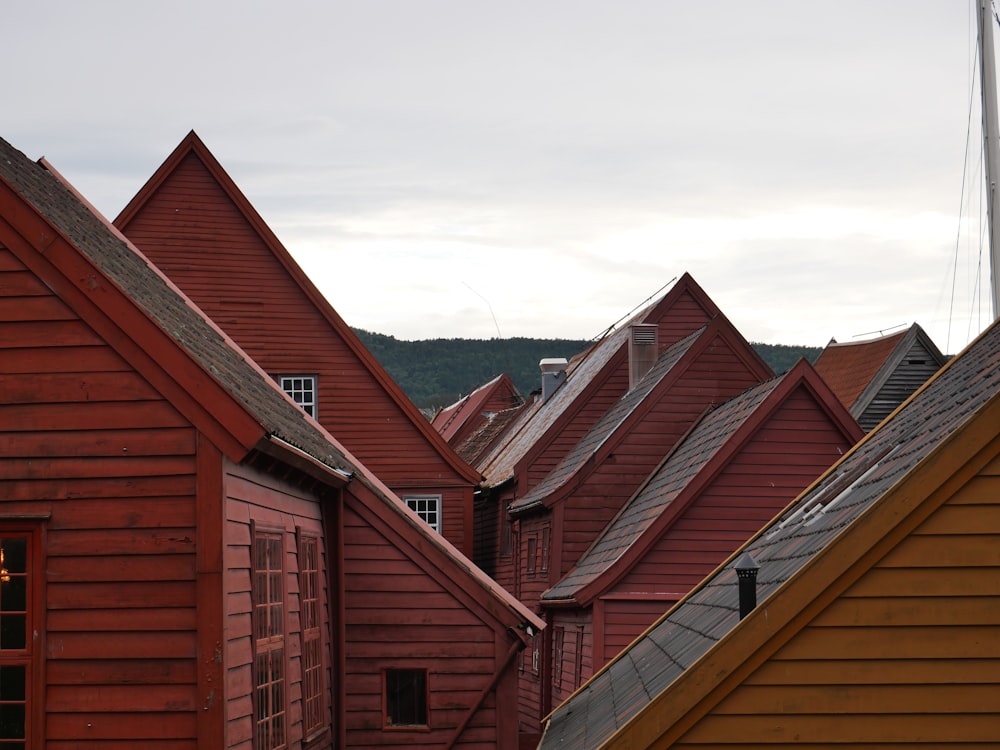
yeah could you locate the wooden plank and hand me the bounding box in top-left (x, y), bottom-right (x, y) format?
top-left (47, 554), bottom-right (195, 583)
top-left (714, 682), bottom-right (997, 715)
top-left (47, 608), bottom-right (197, 632)
top-left (47, 528), bottom-right (196, 556)
top-left (775, 625), bottom-right (1000, 660)
top-left (0, 455), bottom-right (194, 480)
top-left (46, 712), bottom-right (198, 741)
top-left (0, 400), bottom-right (188, 431)
top-left (845, 566), bottom-right (1000, 597)
top-left (0, 427), bottom-right (196, 458)
top-left (812, 595), bottom-right (1000, 627)
top-left (681, 712), bottom-right (1000, 745)
top-left (47, 631), bottom-right (197, 660)
top-left (747, 657), bottom-right (1000, 686)
top-left (47, 659), bottom-right (196, 686)
top-left (48, 581), bottom-right (194, 609)
top-left (47, 684), bottom-right (197, 712)
top-left (877, 534), bottom-right (1000, 567)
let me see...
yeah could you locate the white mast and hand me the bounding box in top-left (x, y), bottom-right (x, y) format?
top-left (977, 0), bottom-right (1000, 316)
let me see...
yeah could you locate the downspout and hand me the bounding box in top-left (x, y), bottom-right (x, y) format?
top-left (323, 487), bottom-right (347, 750)
top-left (443, 632), bottom-right (525, 750)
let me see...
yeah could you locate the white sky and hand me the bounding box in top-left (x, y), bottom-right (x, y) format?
top-left (6, 1), bottom-right (998, 353)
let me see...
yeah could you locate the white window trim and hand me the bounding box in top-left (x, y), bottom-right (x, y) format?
top-left (276, 374), bottom-right (318, 418)
top-left (402, 494), bottom-right (442, 534)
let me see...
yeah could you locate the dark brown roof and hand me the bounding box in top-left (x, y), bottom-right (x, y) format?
top-left (540, 315), bottom-right (1000, 750)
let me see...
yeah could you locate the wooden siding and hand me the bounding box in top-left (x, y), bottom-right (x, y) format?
top-left (674, 460), bottom-right (1000, 747)
top-left (223, 463), bottom-right (330, 750)
top-left (618, 389), bottom-right (854, 594)
top-left (120, 152), bottom-right (475, 555)
top-left (525, 363), bottom-right (630, 491)
top-left (341, 497), bottom-right (515, 750)
top-left (558, 337), bottom-right (765, 576)
top-left (0, 247), bottom-right (201, 747)
top-left (859, 339), bottom-right (943, 431)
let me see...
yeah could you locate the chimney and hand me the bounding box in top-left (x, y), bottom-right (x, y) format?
top-left (735, 552), bottom-right (759, 620)
top-left (539, 358), bottom-right (568, 402)
top-left (629, 324), bottom-right (658, 389)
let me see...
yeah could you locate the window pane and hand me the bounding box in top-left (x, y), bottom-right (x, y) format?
top-left (0, 578), bottom-right (25, 615)
top-left (0, 542), bottom-right (25, 576)
top-left (0, 668), bottom-right (24, 703)
top-left (386, 669), bottom-right (427, 726)
top-left (0, 704), bottom-right (24, 740)
top-left (0, 618), bottom-right (25, 651)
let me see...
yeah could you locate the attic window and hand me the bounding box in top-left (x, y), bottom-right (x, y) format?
top-left (277, 375), bottom-right (317, 418)
top-left (403, 495), bottom-right (441, 533)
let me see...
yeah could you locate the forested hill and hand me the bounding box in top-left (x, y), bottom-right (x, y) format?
top-left (353, 329), bottom-right (821, 411)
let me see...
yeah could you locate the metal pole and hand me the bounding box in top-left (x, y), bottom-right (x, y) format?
top-left (978, 0), bottom-right (1000, 317)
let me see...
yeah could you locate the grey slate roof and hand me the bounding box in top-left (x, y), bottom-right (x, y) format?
top-left (509, 327), bottom-right (705, 514)
top-left (479, 306), bottom-right (653, 487)
top-left (540, 315), bottom-right (1000, 750)
top-left (542, 371), bottom-right (783, 601)
top-left (0, 137), bottom-right (354, 477)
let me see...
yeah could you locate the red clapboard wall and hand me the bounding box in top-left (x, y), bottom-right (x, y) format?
top-left (116, 132), bottom-right (480, 556)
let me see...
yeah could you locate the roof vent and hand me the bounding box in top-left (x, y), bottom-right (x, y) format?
top-left (735, 552), bottom-right (759, 620)
top-left (539, 358), bottom-right (568, 402)
top-left (629, 324), bottom-right (658, 389)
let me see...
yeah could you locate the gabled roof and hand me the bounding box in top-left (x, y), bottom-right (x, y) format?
top-left (541, 360), bottom-right (861, 605)
top-left (455, 403), bottom-right (529, 467)
top-left (115, 131), bottom-right (479, 485)
top-left (814, 323), bottom-right (946, 419)
top-left (0, 136), bottom-right (541, 641)
top-left (508, 325), bottom-right (708, 515)
top-left (540, 314), bottom-right (1000, 750)
top-left (478, 274), bottom-right (758, 488)
top-left (433, 373), bottom-right (524, 444)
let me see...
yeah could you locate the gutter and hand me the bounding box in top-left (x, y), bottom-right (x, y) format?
top-left (253, 434), bottom-right (353, 488)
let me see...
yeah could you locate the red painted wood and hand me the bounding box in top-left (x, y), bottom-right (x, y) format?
top-left (115, 139), bottom-right (479, 556)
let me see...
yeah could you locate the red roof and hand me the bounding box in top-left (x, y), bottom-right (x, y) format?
top-left (813, 329), bottom-right (908, 409)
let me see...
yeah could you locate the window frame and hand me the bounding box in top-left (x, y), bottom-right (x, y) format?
top-left (402, 495), bottom-right (442, 534)
top-left (382, 668), bottom-right (430, 731)
top-left (276, 374), bottom-right (318, 418)
top-left (251, 526), bottom-right (287, 750)
top-left (296, 531), bottom-right (326, 742)
top-left (0, 527), bottom-right (41, 749)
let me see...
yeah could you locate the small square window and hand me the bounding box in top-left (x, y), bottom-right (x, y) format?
top-left (277, 375), bottom-right (317, 418)
top-left (384, 669), bottom-right (427, 728)
top-left (403, 495), bottom-right (441, 534)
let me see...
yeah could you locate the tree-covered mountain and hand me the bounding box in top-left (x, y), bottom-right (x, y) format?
top-left (353, 329), bottom-right (821, 411)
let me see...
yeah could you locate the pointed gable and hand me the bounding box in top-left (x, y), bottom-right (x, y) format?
top-left (115, 132), bottom-right (481, 552)
top-left (478, 274), bottom-right (768, 490)
top-left (542, 360), bottom-right (861, 606)
top-left (815, 323), bottom-right (947, 431)
top-left (540, 314), bottom-right (1000, 749)
top-left (433, 372), bottom-right (524, 446)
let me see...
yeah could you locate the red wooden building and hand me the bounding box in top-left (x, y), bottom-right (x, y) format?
top-left (473, 277), bottom-right (788, 737)
top-left (813, 323), bottom-right (947, 431)
top-left (433, 374), bottom-right (524, 451)
top-left (540, 314), bottom-right (1000, 750)
top-left (539, 360), bottom-right (861, 709)
top-left (0, 137), bottom-right (542, 749)
top-left (114, 132), bottom-right (480, 557)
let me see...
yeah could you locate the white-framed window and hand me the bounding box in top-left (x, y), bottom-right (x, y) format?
top-left (276, 375), bottom-right (317, 418)
top-left (402, 495), bottom-right (441, 533)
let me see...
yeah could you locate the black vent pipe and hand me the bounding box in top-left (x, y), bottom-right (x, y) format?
top-left (735, 552), bottom-right (759, 620)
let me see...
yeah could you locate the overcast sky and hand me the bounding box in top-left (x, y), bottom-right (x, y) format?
top-left (6, 2), bottom-right (997, 353)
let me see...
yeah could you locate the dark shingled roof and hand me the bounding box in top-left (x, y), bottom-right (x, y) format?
top-left (540, 315), bottom-right (1000, 750)
top-left (543, 371), bottom-right (784, 601)
top-left (509, 327), bottom-right (705, 515)
top-left (0, 137), bottom-right (354, 477)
